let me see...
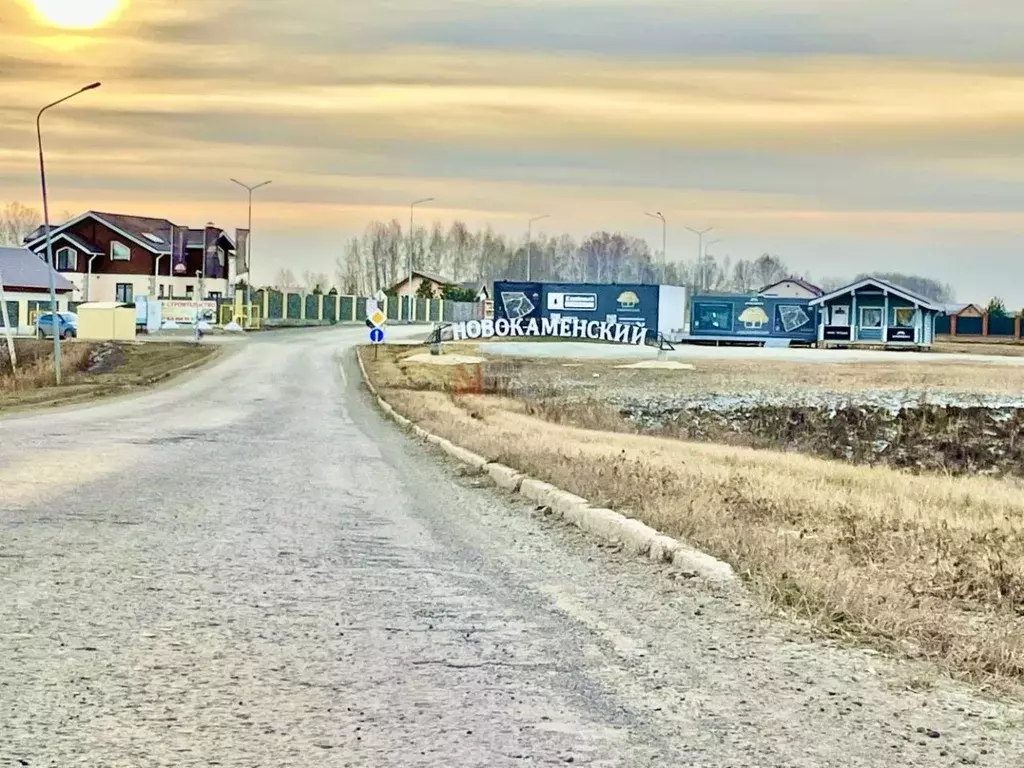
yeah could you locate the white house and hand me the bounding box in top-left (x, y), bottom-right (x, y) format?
top-left (759, 277), bottom-right (824, 299)
top-left (0, 246), bottom-right (74, 335)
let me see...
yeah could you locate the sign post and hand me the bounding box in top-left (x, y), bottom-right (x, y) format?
top-left (367, 298), bottom-right (387, 359)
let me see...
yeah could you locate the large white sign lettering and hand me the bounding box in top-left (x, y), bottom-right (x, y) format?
top-left (448, 316), bottom-right (648, 345)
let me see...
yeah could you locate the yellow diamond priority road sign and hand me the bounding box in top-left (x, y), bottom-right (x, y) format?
top-left (369, 309), bottom-right (386, 327)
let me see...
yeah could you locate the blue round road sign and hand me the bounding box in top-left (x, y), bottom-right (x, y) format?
top-left (369, 327), bottom-right (385, 344)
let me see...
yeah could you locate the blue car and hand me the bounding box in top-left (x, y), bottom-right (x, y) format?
top-left (35, 311), bottom-right (78, 340)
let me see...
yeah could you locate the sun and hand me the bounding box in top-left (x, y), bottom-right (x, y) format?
top-left (26, 0), bottom-right (125, 29)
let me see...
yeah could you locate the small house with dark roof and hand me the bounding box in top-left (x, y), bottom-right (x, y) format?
top-left (0, 246), bottom-right (75, 334)
top-left (809, 276), bottom-right (941, 348)
top-left (23, 210), bottom-right (236, 304)
top-left (388, 269), bottom-right (488, 301)
top-left (758, 277), bottom-right (824, 299)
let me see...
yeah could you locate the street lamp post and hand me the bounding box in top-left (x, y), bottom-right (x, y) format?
top-left (230, 178), bottom-right (272, 326)
top-left (38, 82), bottom-right (101, 385)
top-left (526, 215), bottom-right (549, 281)
top-left (645, 212), bottom-right (667, 284)
top-left (685, 226), bottom-right (714, 293)
top-left (408, 197), bottom-right (433, 321)
top-left (703, 239), bottom-right (722, 291)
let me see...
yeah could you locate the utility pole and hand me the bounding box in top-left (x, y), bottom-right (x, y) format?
top-left (37, 82), bottom-right (101, 385)
top-left (645, 212), bottom-right (667, 284)
top-left (686, 226), bottom-right (714, 293)
top-left (527, 215), bottom-right (549, 281)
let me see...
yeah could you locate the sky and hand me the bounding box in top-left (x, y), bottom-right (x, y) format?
top-left (3, 0), bottom-right (1024, 303)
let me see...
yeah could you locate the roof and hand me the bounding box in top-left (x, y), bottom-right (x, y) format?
top-left (24, 211), bottom-right (235, 255)
top-left (24, 210), bottom-right (180, 255)
top-left (809, 276), bottom-right (942, 311)
top-left (458, 280), bottom-right (488, 295)
top-left (48, 231), bottom-right (103, 255)
top-left (758, 276), bottom-right (824, 297)
top-left (390, 269), bottom-right (455, 290)
top-left (0, 247), bottom-right (75, 292)
top-left (77, 302), bottom-right (129, 309)
top-left (942, 302), bottom-right (984, 316)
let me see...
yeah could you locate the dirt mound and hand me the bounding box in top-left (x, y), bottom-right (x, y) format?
top-left (86, 342), bottom-right (127, 374)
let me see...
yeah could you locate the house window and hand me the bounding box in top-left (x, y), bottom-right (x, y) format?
top-left (185, 285), bottom-right (194, 296)
top-left (115, 283), bottom-right (134, 303)
top-left (56, 246), bottom-right (78, 271)
top-left (860, 306), bottom-right (883, 329)
top-left (208, 292), bottom-right (222, 301)
top-left (217, 247), bottom-right (226, 267)
top-left (893, 307), bottom-right (915, 328)
top-left (111, 241), bottom-right (130, 261)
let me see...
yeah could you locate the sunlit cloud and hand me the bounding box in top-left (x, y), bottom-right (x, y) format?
top-left (4, 0), bottom-right (1024, 301)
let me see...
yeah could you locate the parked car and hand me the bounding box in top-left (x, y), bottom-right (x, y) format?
top-left (35, 311), bottom-right (78, 340)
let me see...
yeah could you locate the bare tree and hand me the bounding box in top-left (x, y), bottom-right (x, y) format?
top-left (0, 202), bottom-right (41, 246)
top-left (301, 270), bottom-right (330, 293)
top-left (273, 268), bottom-right (299, 291)
top-left (751, 254), bottom-right (788, 288)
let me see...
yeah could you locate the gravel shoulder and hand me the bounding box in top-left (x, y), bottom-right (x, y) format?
top-left (1, 328), bottom-right (1022, 766)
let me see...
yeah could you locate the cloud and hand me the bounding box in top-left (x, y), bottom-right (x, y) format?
top-left (4, 0), bottom-right (1024, 301)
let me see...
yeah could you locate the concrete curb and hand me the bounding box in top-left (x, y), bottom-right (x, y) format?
top-left (354, 346), bottom-right (737, 585)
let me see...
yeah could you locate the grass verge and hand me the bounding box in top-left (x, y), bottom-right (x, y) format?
top-left (0, 339), bottom-right (219, 413)
top-left (362, 344), bottom-right (1024, 689)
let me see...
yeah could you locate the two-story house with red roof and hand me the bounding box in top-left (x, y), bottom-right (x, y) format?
top-left (23, 210), bottom-right (241, 304)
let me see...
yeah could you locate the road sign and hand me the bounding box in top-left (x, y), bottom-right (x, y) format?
top-left (369, 309), bottom-right (386, 327)
top-left (369, 327), bottom-right (385, 344)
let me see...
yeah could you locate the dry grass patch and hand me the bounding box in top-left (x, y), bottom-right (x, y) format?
top-left (363, 347), bottom-right (1024, 687)
top-left (378, 342), bottom-right (1024, 398)
top-left (0, 340), bottom-right (217, 413)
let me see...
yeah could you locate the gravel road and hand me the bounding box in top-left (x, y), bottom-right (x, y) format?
top-left (2, 327), bottom-right (1023, 767)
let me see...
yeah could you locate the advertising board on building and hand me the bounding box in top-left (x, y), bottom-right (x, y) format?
top-left (690, 294), bottom-right (817, 342)
top-left (494, 280), bottom-right (659, 330)
top-left (886, 327), bottom-right (915, 343)
top-left (161, 300), bottom-right (217, 324)
top-left (823, 325), bottom-right (852, 341)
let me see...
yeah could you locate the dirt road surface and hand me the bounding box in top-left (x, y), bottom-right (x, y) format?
top-left (2, 327), bottom-right (1022, 766)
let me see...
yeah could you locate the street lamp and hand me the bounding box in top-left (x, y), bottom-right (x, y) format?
top-left (526, 215), bottom-right (549, 281)
top-left (685, 226), bottom-right (714, 293)
top-left (408, 197), bottom-right (433, 320)
top-left (645, 211), bottom-right (666, 284)
top-left (38, 81), bottom-right (101, 386)
top-left (703, 239), bottom-right (722, 291)
top-left (230, 178), bottom-right (272, 325)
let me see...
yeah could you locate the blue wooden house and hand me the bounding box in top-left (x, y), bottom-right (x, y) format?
top-left (808, 277), bottom-right (941, 348)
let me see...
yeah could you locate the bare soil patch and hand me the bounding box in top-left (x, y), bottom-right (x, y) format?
top-left (0, 340), bottom-right (218, 413)
top-left (363, 343), bottom-right (1024, 689)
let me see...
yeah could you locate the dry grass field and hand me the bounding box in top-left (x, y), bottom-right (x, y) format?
top-left (363, 343), bottom-right (1024, 688)
top-left (0, 340), bottom-right (219, 413)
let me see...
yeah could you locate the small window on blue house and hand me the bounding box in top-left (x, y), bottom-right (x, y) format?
top-left (860, 307), bottom-right (883, 329)
top-left (893, 307), bottom-right (915, 327)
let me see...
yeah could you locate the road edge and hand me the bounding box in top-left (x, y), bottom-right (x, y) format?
top-left (355, 346), bottom-right (737, 584)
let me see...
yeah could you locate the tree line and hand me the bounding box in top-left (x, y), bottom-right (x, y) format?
top-left (1, 201), bottom-right (958, 305)
top-left (332, 217), bottom-right (957, 303)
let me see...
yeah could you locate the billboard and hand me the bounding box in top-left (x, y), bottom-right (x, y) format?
top-left (162, 300), bottom-right (217, 324)
top-left (494, 281), bottom-right (660, 331)
top-left (690, 294), bottom-right (817, 341)
top-left (236, 228), bottom-right (250, 276)
top-left (171, 226), bottom-right (188, 276)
